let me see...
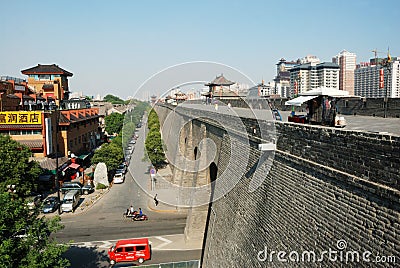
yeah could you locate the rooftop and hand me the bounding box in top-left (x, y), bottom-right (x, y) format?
top-left (21, 64), bottom-right (73, 76)
top-left (205, 74), bottom-right (235, 86)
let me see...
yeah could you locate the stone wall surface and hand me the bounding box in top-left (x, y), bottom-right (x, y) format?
top-left (154, 104), bottom-right (400, 268)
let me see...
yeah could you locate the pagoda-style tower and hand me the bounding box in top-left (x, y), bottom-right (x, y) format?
top-left (21, 64), bottom-right (73, 104)
top-left (205, 74), bottom-right (235, 98)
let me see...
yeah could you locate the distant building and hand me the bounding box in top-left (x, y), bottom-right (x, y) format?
top-left (248, 80), bottom-right (275, 98)
top-left (300, 55), bottom-right (321, 64)
top-left (289, 62), bottom-right (339, 97)
top-left (332, 50), bottom-right (357, 95)
top-left (0, 76), bottom-right (30, 111)
top-left (274, 58), bottom-right (299, 98)
top-left (150, 95), bottom-right (158, 104)
top-left (354, 57), bottom-right (400, 98)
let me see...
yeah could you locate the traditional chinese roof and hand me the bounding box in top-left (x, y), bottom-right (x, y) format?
top-left (15, 139), bottom-right (43, 149)
top-left (59, 108), bottom-right (100, 126)
top-left (37, 156), bottom-right (69, 170)
top-left (205, 74), bottom-right (235, 86)
top-left (172, 91), bottom-right (188, 100)
top-left (21, 64), bottom-right (73, 76)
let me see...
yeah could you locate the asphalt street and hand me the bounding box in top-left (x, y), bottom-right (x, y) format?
top-left (52, 116), bottom-right (201, 267)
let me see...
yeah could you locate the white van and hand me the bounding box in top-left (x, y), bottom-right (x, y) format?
top-left (61, 190), bottom-right (80, 213)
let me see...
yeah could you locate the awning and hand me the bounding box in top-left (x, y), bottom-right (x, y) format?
top-left (285, 95), bottom-right (317, 106)
top-left (78, 154), bottom-right (90, 160)
top-left (69, 163), bottom-right (80, 169)
top-left (63, 163), bottom-right (80, 171)
top-left (300, 87), bottom-right (349, 97)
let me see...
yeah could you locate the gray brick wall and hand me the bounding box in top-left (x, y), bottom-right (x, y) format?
top-left (155, 104), bottom-right (400, 268)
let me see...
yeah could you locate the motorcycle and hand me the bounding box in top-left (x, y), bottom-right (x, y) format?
top-left (123, 210), bottom-right (138, 219)
top-left (132, 214), bottom-right (148, 221)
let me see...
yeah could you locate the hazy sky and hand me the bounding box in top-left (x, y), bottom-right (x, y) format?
top-left (1, 0), bottom-right (399, 100)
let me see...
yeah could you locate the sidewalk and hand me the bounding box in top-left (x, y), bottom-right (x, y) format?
top-left (50, 187), bottom-right (110, 218)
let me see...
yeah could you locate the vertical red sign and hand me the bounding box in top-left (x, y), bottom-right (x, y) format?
top-left (379, 69), bottom-right (384, 89)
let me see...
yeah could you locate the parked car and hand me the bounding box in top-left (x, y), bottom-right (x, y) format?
top-left (60, 182), bottom-right (94, 195)
top-left (61, 190), bottom-right (80, 213)
top-left (27, 194), bottom-right (43, 210)
top-left (113, 173), bottom-right (125, 184)
top-left (117, 164), bottom-right (127, 174)
top-left (42, 196), bottom-right (60, 213)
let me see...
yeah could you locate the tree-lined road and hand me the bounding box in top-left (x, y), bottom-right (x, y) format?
top-left (53, 118), bottom-right (201, 267)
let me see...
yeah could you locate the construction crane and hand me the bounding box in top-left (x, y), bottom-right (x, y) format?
top-left (372, 49), bottom-right (384, 65)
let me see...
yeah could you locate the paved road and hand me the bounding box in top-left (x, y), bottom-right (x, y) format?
top-left (52, 116), bottom-right (200, 267)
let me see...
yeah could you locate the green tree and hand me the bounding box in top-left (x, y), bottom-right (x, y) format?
top-left (0, 135), bottom-right (41, 196)
top-left (147, 109), bottom-right (160, 130)
top-left (91, 143), bottom-right (123, 171)
top-left (0, 135), bottom-right (69, 268)
top-left (0, 192), bottom-right (69, 268)
top-left (105, 113), bottom-right (124, 135)
top-left (103, 94), bottom-right (125, 105)
top-left (145, 131), bottom-right (165, 168)
top-left (144, 109), bottom-right (166, 169)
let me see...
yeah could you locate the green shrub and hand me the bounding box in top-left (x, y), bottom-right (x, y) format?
top-left (96, 183), bottom-right (107, 190)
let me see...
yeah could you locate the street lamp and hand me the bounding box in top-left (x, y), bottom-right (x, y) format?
top-left (383, 60), bottom-right (391, 118)
top-left (50, 103), bottom-right (62, 214)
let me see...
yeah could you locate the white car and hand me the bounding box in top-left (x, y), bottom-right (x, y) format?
top-left (113, 173), bottom-right (125, 184)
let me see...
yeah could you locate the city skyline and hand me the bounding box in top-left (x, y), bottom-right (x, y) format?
top-left (1, 0), bottom-right (399, 100)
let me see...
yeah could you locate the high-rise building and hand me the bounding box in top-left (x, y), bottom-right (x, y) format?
top-left (289, 62), bottom-right (339, 97)
top-left (355, 57), bottom-right (400, 98)
top-left (332, 50), bottom-right (357, 95)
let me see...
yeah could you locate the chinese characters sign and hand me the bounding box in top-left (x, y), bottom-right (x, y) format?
top-left (0, 112), bottom-right (42, 125)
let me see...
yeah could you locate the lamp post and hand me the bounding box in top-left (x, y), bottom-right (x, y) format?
top-left (383, 60), bottom-right (391, 118)
top-left (51, 103), bottom-right (62, 214)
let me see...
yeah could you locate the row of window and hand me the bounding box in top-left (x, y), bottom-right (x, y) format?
top-left (69, 132), bottom-right (95, 148)
top-left (1, 130), bottom-right (42, 135)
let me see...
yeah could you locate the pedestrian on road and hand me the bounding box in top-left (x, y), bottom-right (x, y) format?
top-left (129, 205), bottom-right (135, 216)
top-left (154, 194), bottom-right (159, 206)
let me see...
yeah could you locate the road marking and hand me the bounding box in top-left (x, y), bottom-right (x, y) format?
top-left (69, 235), bottom-right (175, 249)
top-left (153, 236), bottom-right (172, 249)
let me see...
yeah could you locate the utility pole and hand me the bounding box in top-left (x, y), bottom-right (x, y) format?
top-left (52, 103), bottom-right (62, 214)
top-left (383, 48), bottom-right (392, 118)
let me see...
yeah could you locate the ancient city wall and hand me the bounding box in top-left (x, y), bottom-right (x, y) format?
top-left (241, 97), bottom-right (400, 118)
top-left (155, 104), bottom-right (400, 267)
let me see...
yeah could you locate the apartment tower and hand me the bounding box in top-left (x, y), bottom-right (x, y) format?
top-left (333, 50), bottom-right (356, 95)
